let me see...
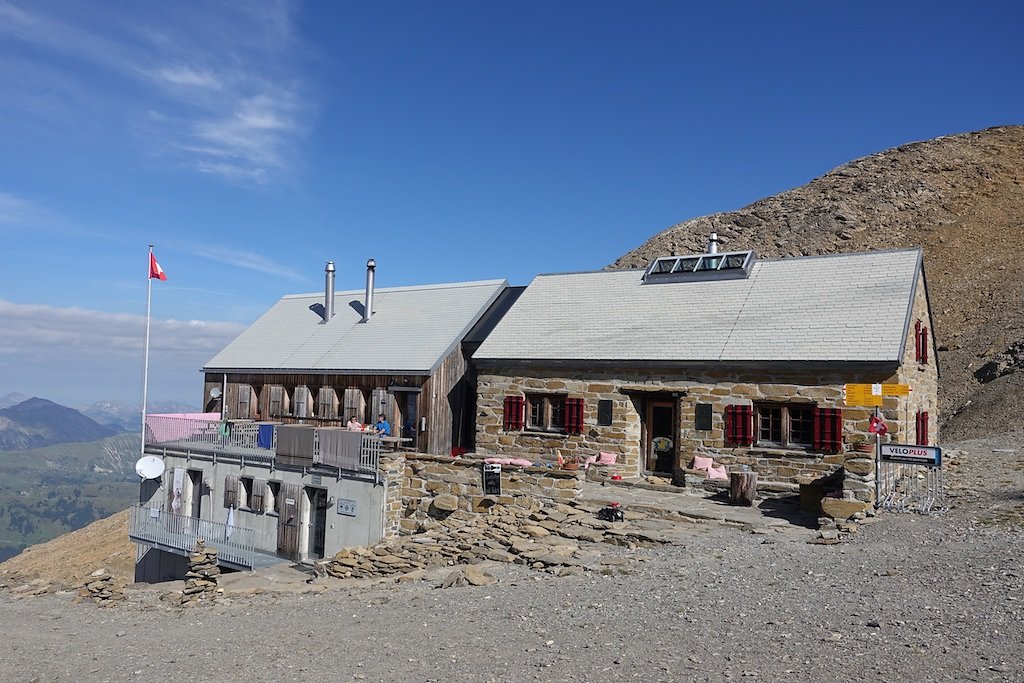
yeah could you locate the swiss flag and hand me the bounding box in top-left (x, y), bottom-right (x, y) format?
top-left (149, 252), bottom-right (167, 281)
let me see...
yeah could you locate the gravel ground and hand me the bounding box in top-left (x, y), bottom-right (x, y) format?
top-left (2, 436), bottom-right (1022, 683)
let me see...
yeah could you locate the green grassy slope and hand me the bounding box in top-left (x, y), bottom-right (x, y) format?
top-left (0, 433), bottom-right (140, 562)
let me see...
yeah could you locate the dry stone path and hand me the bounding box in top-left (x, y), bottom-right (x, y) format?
top-left (321, 501), bottom-right (683, 583)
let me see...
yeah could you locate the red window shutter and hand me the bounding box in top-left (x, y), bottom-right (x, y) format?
top-left (725, 405), bottom-right (753, 447)
top-left (739, 405), bottom-right (753, 445)
top-left (725, 405), bottom-right (737, 446)
top-left (914, 320), bottom-right (922, 363)
top-left (813, 408), bottom-right (843, 453)
top-left (503, 396), bottom-right (524, 431)
top-left (921, 326), bottom-right (929, 364)
top-left (565, 398), bottom-right (584, 434)
top-left (916, 410), bottom-right (929, 445)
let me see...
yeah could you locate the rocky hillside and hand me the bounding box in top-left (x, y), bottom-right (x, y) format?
top-left (0, 398), bottom-right (116, 450)
top-left (611, 126), bottom-right (1024, 440)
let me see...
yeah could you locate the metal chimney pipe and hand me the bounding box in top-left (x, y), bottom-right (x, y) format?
top-left (363, 258), bottom-right (376, 323)
top-left (324, 261), bottom-right (336, 321)
top-left (707, 232), bottom-right (720, 254)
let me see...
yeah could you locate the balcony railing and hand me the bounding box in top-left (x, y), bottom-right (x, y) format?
top-left (144, 414), bottom-right (381, 476)
top-left (128, 504), bottom-right (256, 570)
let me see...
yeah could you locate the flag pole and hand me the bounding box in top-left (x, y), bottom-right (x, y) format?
top-left (141, 244), bottom-right (154, 458)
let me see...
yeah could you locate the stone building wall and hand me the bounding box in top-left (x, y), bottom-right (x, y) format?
top-left (895, 271), bottom-right (940, 445)
top-left (394, 454), bottom-right (582, 533)
top-left (380, 455), bottom-right (406, 539)
top-left (476, 354), bottom-right (938, 492)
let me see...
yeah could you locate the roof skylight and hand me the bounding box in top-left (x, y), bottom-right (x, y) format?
top-left (642, 250), bottom-right (755, 284)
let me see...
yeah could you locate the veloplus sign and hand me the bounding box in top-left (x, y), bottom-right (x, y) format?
top-left (880, 443), bottom-right (941, 468)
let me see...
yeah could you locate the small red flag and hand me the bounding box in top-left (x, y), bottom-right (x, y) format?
top-left (149, 252), bottom-right (167, 281)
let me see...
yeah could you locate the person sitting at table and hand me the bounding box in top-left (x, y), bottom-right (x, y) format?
top-left (375, 413), bottom-right (391, 436)
top-left (346, 415), bottom-right (362, 431)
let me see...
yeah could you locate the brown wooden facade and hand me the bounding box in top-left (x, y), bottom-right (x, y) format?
top-left (203, 344), bottom-right (475, 456)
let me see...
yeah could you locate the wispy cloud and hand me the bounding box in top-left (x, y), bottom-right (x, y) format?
top-left (193, 246), bottom-right (303, 280)
top-left (0, 299), bottom-right (244, 360)
top-left (0, 192), bottom-right (49, 228)
top-left (0, 0), bottom-right (312, 184)
top-left (153, 65), bottom-right (223, 90)
top-left (0, 298), bottom-right (246, 403)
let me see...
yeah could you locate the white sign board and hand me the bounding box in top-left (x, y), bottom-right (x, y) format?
top-left (880, 443), bottom-right (941, 468)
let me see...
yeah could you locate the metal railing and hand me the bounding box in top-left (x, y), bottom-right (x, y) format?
top-left (128, 504), bottom-right (256, 569)
top-left (144, 414), bottom-right (381, 476)
top-left (145, 415), bottom-right (276, 463)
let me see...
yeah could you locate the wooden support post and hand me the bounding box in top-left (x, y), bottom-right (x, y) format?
top-left (729, 470), bottom-right (758, 506)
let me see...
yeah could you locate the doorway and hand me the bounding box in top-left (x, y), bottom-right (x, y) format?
top-left (305, 487), bottom-right (328, 560)
top-left (645, 401), bottom-right (676, 474)
top-left (398, 391), bottom-right (419, 448)
top-left (187, 470), bottom-right (203, 518)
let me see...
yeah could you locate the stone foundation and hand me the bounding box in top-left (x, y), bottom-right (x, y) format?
top-left (394, 454), bottom-right (583, 533)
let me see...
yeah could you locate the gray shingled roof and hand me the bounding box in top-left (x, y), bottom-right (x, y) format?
top-left (473, 249), bottom-right (922, 363)
top-left (204, 279), bottom-right (507, 374)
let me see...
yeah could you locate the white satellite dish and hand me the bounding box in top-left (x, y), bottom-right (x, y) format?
top-left (210, 386), bottom-right (222, 399)
top-left (135, 455), bottom-right (166, 480)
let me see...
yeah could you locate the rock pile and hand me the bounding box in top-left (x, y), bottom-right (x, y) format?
top-left (75, 568), bottom-right (124, 605)
top-left (322, 502), bottom-right (670, 583)
top-left (179, 540), bottom-right (221, 606)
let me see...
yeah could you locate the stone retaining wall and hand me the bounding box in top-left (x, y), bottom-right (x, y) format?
top-left (395, 454), bottom-right (583, 534)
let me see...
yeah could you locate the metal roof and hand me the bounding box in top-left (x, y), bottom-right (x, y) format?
top-left (473, 249), bottom-right (923, 364)
top-left (204, 279), bottom-right (508, 374)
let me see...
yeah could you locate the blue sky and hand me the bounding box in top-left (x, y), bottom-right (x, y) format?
top-left (0, 1), bottom-right (1021, 406)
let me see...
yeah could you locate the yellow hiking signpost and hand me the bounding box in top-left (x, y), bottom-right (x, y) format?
top-left (842, 382), bottom-right (923, 508)
top-left (843, 383), bottom-right (910, 406)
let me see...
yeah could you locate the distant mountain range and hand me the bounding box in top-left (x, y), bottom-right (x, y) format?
top-left (0, 392), bottom-right (30, 410)
top-left (77, 400), bottom-right (199, 432)
top-left (0, 395), bottom-right (198, 450)
top-left (0, 398), bottom-right (116, 451)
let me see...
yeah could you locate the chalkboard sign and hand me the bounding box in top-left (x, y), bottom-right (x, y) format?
top-left (695, 403), bottom-right (713, 431)
top-left (482, 463), bottom-right (502, 495)
top-left (597, 400), bottom-right (613, 426)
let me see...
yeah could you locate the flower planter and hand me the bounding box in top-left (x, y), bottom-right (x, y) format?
top-left (560, 462), bottom-right (579, 471)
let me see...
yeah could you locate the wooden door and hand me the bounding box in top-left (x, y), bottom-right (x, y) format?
top-left (645, 401), bottom-right (676, 474)
top-left (276, 483), bottom-right (302, 560)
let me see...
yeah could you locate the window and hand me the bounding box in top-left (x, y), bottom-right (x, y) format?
top-left (755, 403), bottom-right (815, 448)
top-left (504, 394), bottom-right (584, 434)
top-left (239, 476), bottom-right (253, 510)
top-left (727, 403), bottom-right (841, 452)
top-left (266, 481), bottom-right (281, 516)
top-left (527, 394), bottom-right (567, 432)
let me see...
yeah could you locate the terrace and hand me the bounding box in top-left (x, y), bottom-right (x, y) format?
top-left (143, 413), bottom-right (383, 480)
